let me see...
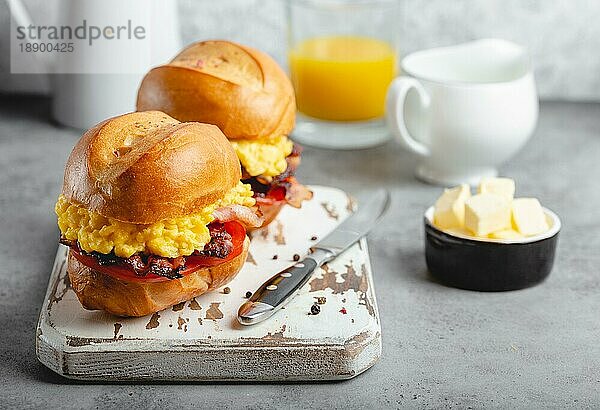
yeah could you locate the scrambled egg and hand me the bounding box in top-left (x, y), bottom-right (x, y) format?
top-left (55, 182), bottom-right (255, 258)
top-left (230, 135), bottom-right (293, 178)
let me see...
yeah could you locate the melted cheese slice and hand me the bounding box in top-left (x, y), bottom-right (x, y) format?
top-left (55, 182), bottom-right (255, 258)
top-left (230, 135), bottom-right (293, 178)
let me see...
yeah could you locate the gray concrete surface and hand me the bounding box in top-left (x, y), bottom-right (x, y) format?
top-left (0, 98), bottom-right (599, 408)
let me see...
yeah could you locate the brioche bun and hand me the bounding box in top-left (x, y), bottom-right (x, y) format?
top-left (136, 40), bottom-right (296, 141)
top-left (62, 111), bottom-right (241, 224)
top-left (67, 237), bottom-right (250, 317)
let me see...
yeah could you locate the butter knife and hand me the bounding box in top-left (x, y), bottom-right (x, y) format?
top-left (237, 189), bottom-right (390, 325)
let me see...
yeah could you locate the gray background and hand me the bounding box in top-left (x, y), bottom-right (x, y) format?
top-left (1, 0), bottom-right (600, 100)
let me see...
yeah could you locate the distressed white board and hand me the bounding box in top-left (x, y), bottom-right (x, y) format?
top-left (36, 186), bottom-right (381, 381)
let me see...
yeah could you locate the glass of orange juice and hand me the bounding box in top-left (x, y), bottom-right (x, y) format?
top-left (287, 0), bottom-right (401, 149)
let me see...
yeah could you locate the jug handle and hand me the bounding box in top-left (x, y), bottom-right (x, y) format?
top-left (385, 77), bottom-right (431, 157)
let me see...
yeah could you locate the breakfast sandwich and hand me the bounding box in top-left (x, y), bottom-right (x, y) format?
top-left (55, 111), bottom-right (262, 317)
top-left (136, 40), bottom-right (312, 228)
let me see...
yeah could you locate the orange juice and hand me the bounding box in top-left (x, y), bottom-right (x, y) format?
top-left (289, 36), bottom-right (397, 121)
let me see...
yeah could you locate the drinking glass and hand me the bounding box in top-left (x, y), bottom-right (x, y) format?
top-left (286, 0), bottom-right (402, 149)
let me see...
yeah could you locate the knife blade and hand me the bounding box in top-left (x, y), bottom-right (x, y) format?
top-left (237, 189), bottom-right (390, 325)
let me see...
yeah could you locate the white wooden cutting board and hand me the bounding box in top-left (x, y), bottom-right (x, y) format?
top-left (36, 186), bottom-right (381, 381)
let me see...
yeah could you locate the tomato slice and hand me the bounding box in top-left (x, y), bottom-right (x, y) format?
top-left (255, 185), bottom-right (287, 206)
top-left (70, 221), bottom-right (247, 283)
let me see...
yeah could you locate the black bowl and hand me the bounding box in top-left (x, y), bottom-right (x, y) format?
top-left (424, 206), bottom-right (560, 291)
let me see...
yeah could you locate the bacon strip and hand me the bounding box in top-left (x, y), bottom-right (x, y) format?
top-left (193, 222), bottom-right (233, 258)
top-left (284, 177), bottom-right (313, 208)
top-left (239, 143), bottom-right (311, 209)
top-left (88, 247), bottom-right (186, 279)
top-left (212, 204), bottom-right (264, 227)
top-left (60, 221), bottom-right (238, 280)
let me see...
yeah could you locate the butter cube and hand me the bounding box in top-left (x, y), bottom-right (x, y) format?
top-left (443, 227), bottom-right (474, 239)
top-left (478, 177), bottom-right (515, 202)
top-left (512, 198), bottom-right (549, 236)
top-left (465, 193), bottom-right (511, 237)
top-left (489, 229), bottom-right (524, 240)
top-left (433, 184), bottom-right (471, 229)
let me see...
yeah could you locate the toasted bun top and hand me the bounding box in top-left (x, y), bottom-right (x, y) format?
top-left (136, 40), bottom-right (296, 141)
top-left (62, 111), bottom-right (241, 224)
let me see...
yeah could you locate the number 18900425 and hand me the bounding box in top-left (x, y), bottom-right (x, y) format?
top-left (19, 42), bottom-right (74, 53)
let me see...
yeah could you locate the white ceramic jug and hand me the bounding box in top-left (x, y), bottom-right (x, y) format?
top-left (386, 39), bottom-right (538, 185)
top-left (7, 0), bottom-right (181, 129)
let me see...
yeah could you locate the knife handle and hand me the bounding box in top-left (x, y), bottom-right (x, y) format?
top-left (250, 257), bottom-right (318, 307)
top-left (251, 248), bottom-right (334, 306)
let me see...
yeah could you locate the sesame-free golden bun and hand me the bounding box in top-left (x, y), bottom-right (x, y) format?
top-left (61, 111), bottom-right (242, 225)
top-left (136, 40), bottom-right (296, 141)
top-left (67, 237), bottom-right (250, 317)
